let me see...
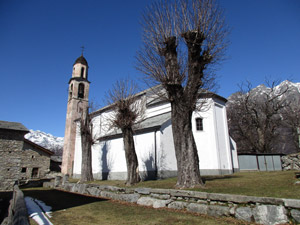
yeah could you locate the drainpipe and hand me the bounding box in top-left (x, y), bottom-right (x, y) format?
top-left (154, 130), bottom-right (158, 179)
top-left (229, 138), bottom-right (234, 173)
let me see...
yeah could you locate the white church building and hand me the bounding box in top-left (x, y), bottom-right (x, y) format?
top-left (62, 55), bottom-right (239, 180)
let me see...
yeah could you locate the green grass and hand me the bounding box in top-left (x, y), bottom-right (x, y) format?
top-left (19, 171), bottom-right (299, 224)
top-left (23, 188), bottom-right (248, 225)
top-left (71, 170), bottom-right (300, 199)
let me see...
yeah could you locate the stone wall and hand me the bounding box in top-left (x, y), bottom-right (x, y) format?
top-left (282, 153), bottom-right (300, 170)
top-left (21, 141), bottom-right (51, 179)
top-left (0, 130), bottom-right (24, 190)
top-left (1, 185), bottom-right (29, 225)
top-left (45, 176), bottom-right (300, 225)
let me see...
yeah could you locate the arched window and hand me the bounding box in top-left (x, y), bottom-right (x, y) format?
top-left (80, 67), bottom-right (85, 78)
top-left (69, 84), bottom-right (73, 99)
top-left (195, 118), bottom-right (203, 131)
top-left (78, 83), bottom-right (85, 98)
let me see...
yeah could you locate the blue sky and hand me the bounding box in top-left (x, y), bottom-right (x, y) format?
top-left (1, 0), bottom-right (299, 137)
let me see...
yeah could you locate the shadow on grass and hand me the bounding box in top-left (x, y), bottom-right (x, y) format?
top-left (0, 191), bottom-right (13, 224)
top-left (203, 175), bottom-right (240, 182)
top-left (22, 189), bottom-right (106, 212)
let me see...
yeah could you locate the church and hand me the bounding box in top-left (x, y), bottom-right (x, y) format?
top-left (62, 55), bottom-right (239, 180)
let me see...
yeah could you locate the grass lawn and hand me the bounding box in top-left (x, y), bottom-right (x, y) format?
top-left (23, 188), bottom-right (248, 225)
top-left (71, 170), bottom-right (300, 199)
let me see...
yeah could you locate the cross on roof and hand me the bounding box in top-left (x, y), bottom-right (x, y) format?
top-left (81, 46), bottom-right (85, 56)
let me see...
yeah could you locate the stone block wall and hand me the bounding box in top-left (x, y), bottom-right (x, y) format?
top-left (282, 153), bottom-right (300, 170)
top-left (0, 130), bottom-right (24, 190)
top-left (21, 142), bottom-right (51, 179)
top-left (45, 176), bottom-right (300, 225)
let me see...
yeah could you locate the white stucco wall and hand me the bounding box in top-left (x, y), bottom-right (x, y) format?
top-left (192, 102), bottom-right (221, 174)
top-left (147, 102), bottom-right (171, 118)
top-left (213, 102), bottom-right (233, 174)
top-left (73, 122), bottom-right (82, 176)
top-left (158, 119), bottom-right (177, 173)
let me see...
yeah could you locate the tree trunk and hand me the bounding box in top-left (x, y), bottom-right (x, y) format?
top-left (122, 127), bottom-right (140, 185)
top-left (160, 34), bottom-right (205, 188)
top-left (171, 102), bottom-right (204, 188)
top-left (80, 132), bottom-right (93, 182)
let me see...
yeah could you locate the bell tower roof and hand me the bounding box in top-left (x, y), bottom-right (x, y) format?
top-left (74, 55), bottom-right (88, 66)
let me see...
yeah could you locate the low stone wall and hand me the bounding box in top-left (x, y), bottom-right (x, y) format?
top-left (44, 177), bottom-right (300, 225)
top-left (282, 153), bottom-right (300, 170)
top-left (1, 185), bottom-right (29, 225)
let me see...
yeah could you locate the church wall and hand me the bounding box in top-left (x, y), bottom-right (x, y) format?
top-left (96, 110), bottom-right (117, 136)
top-left (72, 97), bottom-right (236, 180)
top-left (146, 102), bottom-right (171, 118)
top-left (211, 100), bottom-right (233, 174)
top-left (192, 102), bottom-right (221, 174)
top-left (72, 63), bottom-right (88, 79)
top-left (157, 119), bottom-right (178, 178)
top-left (92, 138), bottom-right (127, 180)
top-left (134, 131), bottom-right (157, 180)
top-left (73, 125), bottom-right (82, 177)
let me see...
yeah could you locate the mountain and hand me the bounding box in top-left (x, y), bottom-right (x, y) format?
top-left (228, 80), bottom-right (300, 103)
top-left (25, 130), bottom-right (64, 156)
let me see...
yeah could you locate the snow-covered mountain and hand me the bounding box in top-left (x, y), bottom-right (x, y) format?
top-left (228, 80), bottom-right (300, 103)
top-left (25, 130), bottom-right (64, 156)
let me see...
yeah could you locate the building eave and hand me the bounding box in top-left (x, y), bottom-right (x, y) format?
top-left (24, 139), bottom-right (54, 156)
top-left (0, 120), bottom-right (29, 133)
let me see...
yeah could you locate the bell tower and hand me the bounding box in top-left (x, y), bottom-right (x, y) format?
top-left (62, 54), bottom-right (90, 175)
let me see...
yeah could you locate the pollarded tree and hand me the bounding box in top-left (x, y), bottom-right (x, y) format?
top-left (106, 79), bottom-right (145, 186)
top-left (137, 0), bottom-right (229, 188)
top-left (79, 105), bottom-right (94, 182)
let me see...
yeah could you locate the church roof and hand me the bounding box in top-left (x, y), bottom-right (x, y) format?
top-left (99, 112), bottom-right (171, 140)
top-left (0, 120), bottom-right (29, 133)
top-left (74, 55), bottom-right (88, 66)
top-left (90, 84), bottom-right (227, 118)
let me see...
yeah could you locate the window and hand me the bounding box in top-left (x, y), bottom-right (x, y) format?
top-left (69, 84), bottom-right (73, 99)
top-left (195, 118), bottom-right (203, 131)
top-left (78, 83), bottom-right (85, 98)
top-left (80, 67), bottom-right (85, 78)
top-left (31, 168), bottom-right (39, 178)
top-left (21, 167), bottom-right (27, 173)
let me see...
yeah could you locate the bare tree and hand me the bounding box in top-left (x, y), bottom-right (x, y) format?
top-left (136, 0), bottom-right (229, 188)
top-left (106, 79), bottom-right (145, 186)
top-left (227, 80), bottom-right (289, 153)
top-left (79, 105), bottom-right (94, 182)
top-left (281, 94), bottom-right (300, 152)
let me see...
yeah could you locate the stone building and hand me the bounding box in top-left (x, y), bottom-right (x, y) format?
top-left (0, 121), bottom-right (53, 190)
top-left (21, 139), bottom-right (53, 180)
top-left (0, 121), bottom-right (29, 190)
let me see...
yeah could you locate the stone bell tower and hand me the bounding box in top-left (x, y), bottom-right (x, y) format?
top-left (62, 54), bottom-right (90, 175)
